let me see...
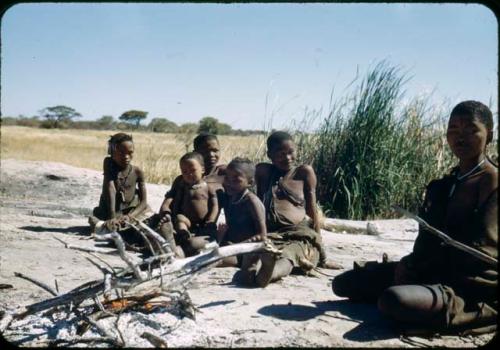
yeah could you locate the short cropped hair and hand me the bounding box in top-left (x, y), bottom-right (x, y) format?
top-left (193, 133), bottom-right (219, 151)
top-left (267, 131), bottom-right (293, 153)
top-left (450, 100), bottom-right (493, 131)
top-left (180, 151), bottom-right (204, 166)
top-left (108, 133), bottom-right (133, 155)
top-left (227, 157), bottom-right (255, 181)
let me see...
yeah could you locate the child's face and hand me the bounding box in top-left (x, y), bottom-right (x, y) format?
top-left (268, 140), bottom-right (296, 171)
top-left (112, 141), bottom-right (134, 169)
top-left (446, 114), bottom-right (491, 162)
top-left (180, 158), bottom-right (204, 185)
top-left (197, 139), bottom-right (220, 169)
top-left (224, 166), bottom-right (251, 195)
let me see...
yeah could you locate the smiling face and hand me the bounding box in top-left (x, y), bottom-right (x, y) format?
top-left (223, 166), bottom-right (251, 196)
top-left (268, 139), bottom-right (296, 172)
top-left (111, 141), bottom-right (134, 169)
top-left (196, 139), bottom-right (220, 170)
top-left (446, 113), bottom-right (491, 162)
top-left (180, 158), bottom-right (204, 185)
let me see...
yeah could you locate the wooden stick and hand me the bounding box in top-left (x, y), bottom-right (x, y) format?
top-left (109, 232), bottom-right (146, 281)
top-left (14, 272), bottom-right (58, 296)
top-left (141, 331), bottom-right (168, 348)
top-left (393, 206), bottom-right (498, 266)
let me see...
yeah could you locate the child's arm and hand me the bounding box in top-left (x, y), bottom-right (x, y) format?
top-left (102, 158), bottom-right (117, 219)
top-left (205, 184), bottom-right (219, 225)
top-left (158, 176), bottom-right (182, 223)
top-left (300, 165), bottom-right (321, 233)
top-left (127, 167), bottom-right (148, 219)
top-left (244, 196), bottom-right (267, 242)
top-left (255, 163), bottom-right (270, 201)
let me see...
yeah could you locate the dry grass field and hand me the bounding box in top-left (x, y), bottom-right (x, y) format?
top-left (0, 126), bottom-right (265, 185)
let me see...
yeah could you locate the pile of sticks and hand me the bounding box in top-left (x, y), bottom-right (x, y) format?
top-left (0, 218), bottom-right (279, 347)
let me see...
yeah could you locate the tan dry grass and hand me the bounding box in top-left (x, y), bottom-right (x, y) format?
top-left (0, 126), bottom-right (264, 185)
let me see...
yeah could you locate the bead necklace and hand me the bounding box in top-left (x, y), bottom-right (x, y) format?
top-left (448, 158), bottom-right (486, 198)
top-left (230, 189), bottom-right (249, 205)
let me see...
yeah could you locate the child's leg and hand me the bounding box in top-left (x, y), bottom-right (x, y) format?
top-left (256, 255), bottom-right (292, 288)
top-left (377, 284), bottom-right (445, 325)
top-left (217, 256), bottom-right (239, 267)
top-left (159, 221), bottom-right (184, 258)
top-left (232, 254), bottom-right (260, 285)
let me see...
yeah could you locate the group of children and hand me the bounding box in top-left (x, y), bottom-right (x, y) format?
top-left (90, 100), bottom-right (497, 336)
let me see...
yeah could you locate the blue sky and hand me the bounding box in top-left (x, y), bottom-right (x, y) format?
top-left (1, 2), bottom-right (497, 130)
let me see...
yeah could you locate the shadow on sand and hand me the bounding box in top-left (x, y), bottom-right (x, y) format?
top-left (258, 299), bottom-right (398, 342)
top-left (19, 225), bottom-right (91, 236)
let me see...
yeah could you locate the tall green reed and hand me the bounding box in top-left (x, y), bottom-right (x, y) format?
top-left (295, 62), bottom-right (457, 219)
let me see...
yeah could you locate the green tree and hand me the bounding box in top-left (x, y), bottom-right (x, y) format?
top-left (177, 122), bottom-right (199, 152)
top-left (148, 118), bottom-right (178, 133)
top-left (39, 105), bottom-right (82, 128)
top-left (198, 116), bottom-right (221, 134)
top-left (119, 110), bottom-right (148, 128)
top-left (96, 115), bottom-right (115, 130)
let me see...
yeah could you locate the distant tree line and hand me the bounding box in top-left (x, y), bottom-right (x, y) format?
top-left (0, 105), bottom-right (266, 136)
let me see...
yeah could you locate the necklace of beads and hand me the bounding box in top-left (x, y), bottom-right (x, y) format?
top-left (448, 158), bottom-right (486, 198)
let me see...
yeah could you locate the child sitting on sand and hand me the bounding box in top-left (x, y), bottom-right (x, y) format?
top-left (216, 157), bottom-right (275, 285)
top-left (158, 152), bottom-right (219, 257)
top-left (89, 134), bottom-right (181, 256)
top-left (90, 133), bottom-right (153, 233)
top-left (332, 100), bottom-right (497, 336)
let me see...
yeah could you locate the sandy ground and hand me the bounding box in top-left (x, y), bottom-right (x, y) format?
top-left (0, 159), bottom-right (495, 347)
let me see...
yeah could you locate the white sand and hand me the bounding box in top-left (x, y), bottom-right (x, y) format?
top-left (0, 159), bottom-right (494, 347)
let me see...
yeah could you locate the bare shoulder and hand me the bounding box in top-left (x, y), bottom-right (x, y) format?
top-left (246, 192), bottom-right (265, 211)
top-left (103, 157), bottom-right (112, 172)
top-left (171, 175), bottom-right (184, 188)
top-left (133, 165), bottom-right (145, 179)
top-left (295, 164), bottom-right (316, 179)
top-left (479, 162), bottom-right (498, 195)
top-left (255, 162), bottom-right (272, 177)
top-left (216, 164), bottom-right (227, 175)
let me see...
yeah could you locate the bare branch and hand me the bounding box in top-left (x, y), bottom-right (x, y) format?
top-left (14, 272), bottom-right (58, 297)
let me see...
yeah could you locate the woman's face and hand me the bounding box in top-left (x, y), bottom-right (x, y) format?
top-left (446, 114), bottom-right (490, 162)
top-left (268, 140), bottom-right (296, 171)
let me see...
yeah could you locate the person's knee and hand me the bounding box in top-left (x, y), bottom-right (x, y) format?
top-left (377, 286), bottom-right (406, 317)
top-left (175, 214), bottom-right (191, 229)
top-left (332, 271), bottom-right (354, 297)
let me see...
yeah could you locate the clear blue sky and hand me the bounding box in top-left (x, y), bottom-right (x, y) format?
top-left (1, 2), bottom-right (497, 130)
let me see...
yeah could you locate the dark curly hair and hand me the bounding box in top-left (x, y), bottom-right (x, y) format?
top-left (450, 100), bottom-right (493, 131)
top-left (107, 133), bottom-right (133, 155)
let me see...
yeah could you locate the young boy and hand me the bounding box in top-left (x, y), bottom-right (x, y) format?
top-left (333, 100), bottom-right (497, 335)
top-left (215, 157), bottom-right (274, 285)
top-left (254, 131), bottom-right (341, 287)
top-left (158, 152), bottom-right (219, 256)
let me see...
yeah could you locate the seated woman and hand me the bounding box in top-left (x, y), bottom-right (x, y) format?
top-left (254, 131), bottom-right (341, 287)
top-left (332, 100), bottom-right (497, 335)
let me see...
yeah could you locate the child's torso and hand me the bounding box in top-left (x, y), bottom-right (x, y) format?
top-left (178, 182), bottom-right (211, 224)
top-left (224, 192), bottom-right (260, 243)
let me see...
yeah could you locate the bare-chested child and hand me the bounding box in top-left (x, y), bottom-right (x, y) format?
top-left (333, 100), bottom-right (497, 335)
top-left (158, 152), bottom-right (219, 257)
top-left (89, 133), bottom-right (181, 256)
top-left (215, 158), bottom-right (275, 284)
top-left (90, 133), bottom-right (153, 235)
top-left (254, 131), bottom-right (341, 287)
